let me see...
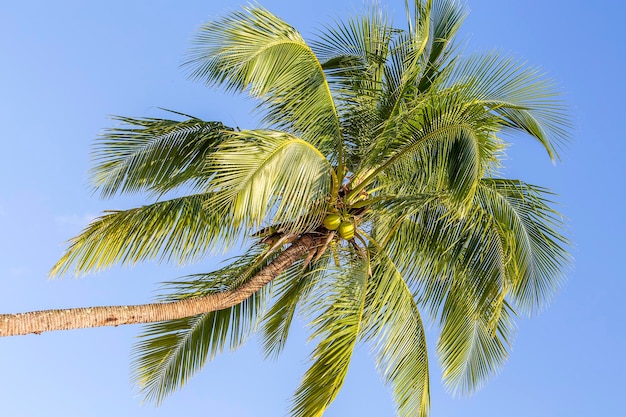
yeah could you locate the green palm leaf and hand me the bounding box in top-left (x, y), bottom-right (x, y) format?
top-left (374, 205), bottom-right (511, 396)
top-left (443, 53), bottom-right (570, 160)
top-left (475, 179), bottom-right (570, 314)
top-left (382, 198), bottom-right (514, 395)
top-left (291, 258), bottom-right (368, 417)
top-left (312, 8), bottom-right (394, 167)
top-left (313, 7), bottom-right (393, 101)
top-left (185, 6), bottom-right (341, 153)
top-left (92, 113), bottom-right (233, 198)
top-left (132, 246), bottom-right (276, 404)
top-left (50, 193), bottom-right (235, 277)
top-left (416, 0), bottom-right (467, 93)
top-left (361, 251), bottom-right (430, 417)
top-left (374, 195), bottom-right (499, 306)
top-left (261, 253), bottom-right (331, 360)
top-left (374, 177), bottom-right (568, 395)
top-left (381, 0), bottom-right (431, 118)
top-left (351, 89), bottom-right (502, 204)
top-left (437, 281), bottom-right (516, 396)
top-left (208, 130), bottom-right (335, 233)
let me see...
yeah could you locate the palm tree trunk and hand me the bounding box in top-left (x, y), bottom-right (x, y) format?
top-left (0, 234), bottom-right (318, 337)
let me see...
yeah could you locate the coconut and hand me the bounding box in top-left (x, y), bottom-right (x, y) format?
top-left (323, 213), bottom-right (342, 231)
top-left (338, 221), bottom-right (355, 240)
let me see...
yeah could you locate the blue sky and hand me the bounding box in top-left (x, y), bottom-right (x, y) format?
top-left (1, 1), bottom-right (624, 416)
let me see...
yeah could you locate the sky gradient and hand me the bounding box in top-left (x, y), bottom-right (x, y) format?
top-left (1, 1), bottom-right (625, 416)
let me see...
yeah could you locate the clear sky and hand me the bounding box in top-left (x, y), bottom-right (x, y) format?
top-left (1, 1), bottom-right (624, 416)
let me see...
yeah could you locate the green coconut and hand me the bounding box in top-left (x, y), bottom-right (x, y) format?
top-left (338, 221), bottom-right (355, 240)
top-left (323, 213), bottom-right (342, 231)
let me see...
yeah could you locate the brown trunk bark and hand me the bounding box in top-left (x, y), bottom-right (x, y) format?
top-left (0, 234), bottom-right (318, 337)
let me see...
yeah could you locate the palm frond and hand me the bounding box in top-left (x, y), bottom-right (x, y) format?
top-left (372, 194), bottom-right (503, 318)
top-left (92, 113), bottom-right (233, 198)
top-left (50, 193), bottom-right (236, 277)
top-left (374, 203), bottom-right (456, 321)
top-left (380, 31), bottom-right (413, 118)
top-left (437, 280), bottom-right (517, 396)
top-left (372, 176), bottom-right (567, 395)
top-left (290, 258), bottom-right (368, 417)
top-left (185, 6), bottom-right (341, 153)
top-left (312, 8), bottom-right (395, 166)
top-left (313, 7), bottom-right (394, 102)
top-left (361, 250), bottom-right (430, 417)
top-left (207, 130), bottom-right (334, 233)
top-left (443, 52), bottom-right (571, 160)
top-left (261, 253), bottom-right (331, 360)
top-left (373, 201), bottom-right (512, 396)
top-left (476, 179), bottom-right (570, 314)
top-left (354, 90), bottom-right (502, 205)
top-left (380, 0), bottom-right (431, 118)
top-left (404, 0), bottom-right (432, 45)
top-left (374, 197), bottom-right (515, 395)
top-left (416, 0), bottom-right (467, 93)
top-left (132, 246), bottom-right (276, 404)
top-left (428, 0), bottom-right (467, 64)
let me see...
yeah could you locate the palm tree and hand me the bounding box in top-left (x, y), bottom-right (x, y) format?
top-left (0, 1), bottom-right (570, 416)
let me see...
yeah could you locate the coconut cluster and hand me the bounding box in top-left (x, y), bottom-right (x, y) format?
top-left (323, 213), bottom-right (354, 240)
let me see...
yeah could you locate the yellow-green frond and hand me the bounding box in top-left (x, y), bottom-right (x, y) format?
top-left (92, 114), bottom-right (233, 198)
top-left (444, 52), bottom-right (571, 160)
top-left (207, 130), bottom-right (334, 234)
top-left (132, 247), bottom-right (275, 404)
top-left (476, 179), bottom-right (570, 314)
top-left (185, 6), bottom-right (341, 152)
top-left (50, 193), bottom-right (236, 277)
top-left (290, 259), bottom-right (368, 417)
top-left (361, 251), bottom-right (430, 417)
top-left (261, 253), bottom-right (331, 360)
top-left (437, 281), bottom-right (516, 396)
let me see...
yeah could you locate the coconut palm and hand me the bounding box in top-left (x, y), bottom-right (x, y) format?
top-left (0, 1), bottom-right (570, 416)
